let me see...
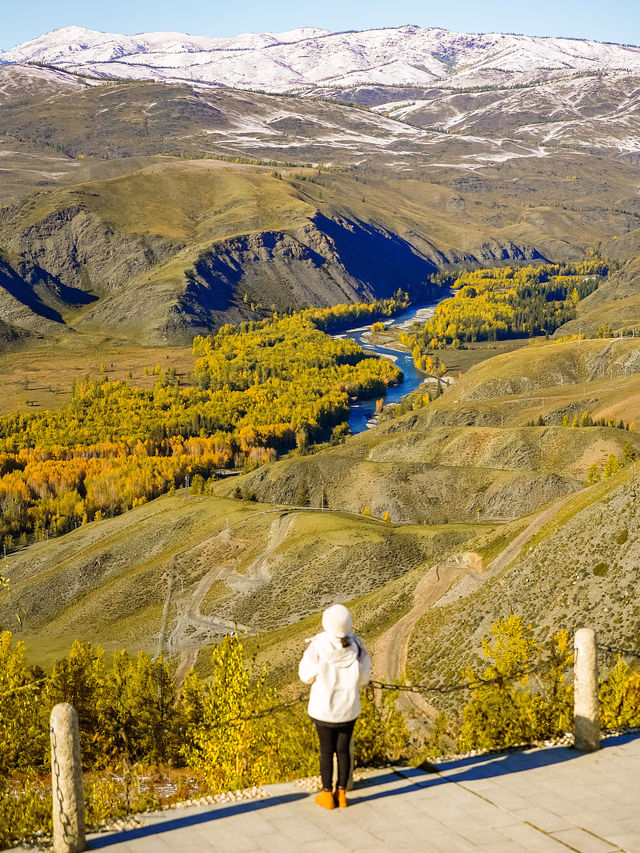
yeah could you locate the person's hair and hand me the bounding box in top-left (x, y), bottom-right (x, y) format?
top-left (340, 635), bottom-right (351, 648)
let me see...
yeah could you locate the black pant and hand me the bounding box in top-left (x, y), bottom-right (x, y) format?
top-left (313, 719), bottom-right (356, 790)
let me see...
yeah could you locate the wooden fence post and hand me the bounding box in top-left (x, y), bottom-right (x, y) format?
top-left (50, 703), bottom-right (86, 853)
top-left (574, 628), bottom-right (600, 752)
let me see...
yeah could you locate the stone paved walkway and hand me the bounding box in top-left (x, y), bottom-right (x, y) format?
top-left (86, 734), bottom-right (640, 853)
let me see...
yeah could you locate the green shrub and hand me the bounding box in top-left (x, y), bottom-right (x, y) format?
top-left (0, 777), bottom-right (52, 849)
top-left (0, 629), bottom-right (416, 844)
top-left (599, 657), bottom-right (640, 729)
top-left (616, 529), bottom-right (629, 545)
top-left (459, 616), bottom-right (572, 751)
top-left (354, 690), bottom-right (409, 766)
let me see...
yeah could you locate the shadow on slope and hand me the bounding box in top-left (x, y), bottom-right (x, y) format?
top-left (163, 213), bottom-right (438, 340)
top-left (0, 258), bottom-right (98, 325)
top-left (315, 212), bottom-right (438, 298)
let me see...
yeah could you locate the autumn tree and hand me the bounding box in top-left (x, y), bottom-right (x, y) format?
top-left (182, 634), bottom-right (281, 790)
top-left (0, 632), bottom-right (45, 774)
top-left (459, 616), bottom-right (572, 751)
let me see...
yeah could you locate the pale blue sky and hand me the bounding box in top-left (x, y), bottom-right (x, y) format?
top-left (2, 0), bottom-right (637, 51)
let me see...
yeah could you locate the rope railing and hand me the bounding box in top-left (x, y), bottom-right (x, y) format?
top-left (233, 641), bottom-right (640, 722)
top-left (236, 639), bottom-right (640, 724)
top-left (223, 693), bottom-right (309, 724)
top-left (597, 642), bottom-right (640, 660)
top-left (30, 627), bottom-right (630, 846)
top-left (4, 641), bottom-right (636, 719)
top-left (222, 660), bottom-right (560, 725)
top-left (368, 660), bottom-right (551, 697)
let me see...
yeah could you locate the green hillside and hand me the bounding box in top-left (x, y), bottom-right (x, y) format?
top-left (406, 462), bottom-right (640, 714)
top-left (2, 64), bottom-right (640, 736)
top-left (0, 490), bottom-right (483, 671)
top-left (4, 312), bottom-right (639, 702)
top-left (222, 415), bottom-right (640, 523)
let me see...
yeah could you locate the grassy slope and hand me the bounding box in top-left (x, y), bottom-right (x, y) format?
top-left (425, 335), bottom-right (640, 427)
top-left (0, 334), bottom-right (196, 415)
top-left (4, 316), bottom-right (640, 706)
top-left (203, 510), bottom-right (478, 631)
top-left (406, 462), bottom-right (640, 715)
top-left (0, 490), bottom-right (483, 671)
top-left (14, 159), bottom-right (314, 241)
top-left (222, 411), bottom-right (640, 524)
top-left (207, 329), bottom-right (640, 698)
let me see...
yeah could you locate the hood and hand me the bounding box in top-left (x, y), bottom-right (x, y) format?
top-left (312, 631), bottom-right (359, 667)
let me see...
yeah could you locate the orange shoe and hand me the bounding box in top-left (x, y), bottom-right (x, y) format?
top-left (315, 790), bottom-right (336, 810)
top-left (334, 787), bottom-right (348, 808)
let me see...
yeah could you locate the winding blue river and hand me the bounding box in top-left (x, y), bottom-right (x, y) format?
top-left (338, 295), bottom-right (448, 434)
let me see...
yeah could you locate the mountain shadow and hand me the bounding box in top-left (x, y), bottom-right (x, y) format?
top-left (313, 213), bottom-right (438, 298)
top-left (0, 258), bottom-right (97, 324)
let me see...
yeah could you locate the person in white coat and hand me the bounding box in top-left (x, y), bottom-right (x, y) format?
top-left (298, 604), bottom-right (371, 809)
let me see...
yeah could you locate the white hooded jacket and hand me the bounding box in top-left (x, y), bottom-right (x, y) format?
top-left (298, 631), bottom-right (371, 724)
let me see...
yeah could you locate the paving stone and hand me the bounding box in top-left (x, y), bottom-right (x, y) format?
top-left (551, 827), bottom-right (621, 852)
top-left (486, 812), bottom-right (541, 830)
top-left (564, 812), bottom-right (631, 838)
top-left (510, 805), bottom-right (573, 832)
top-left (605, 835), bottom-right (640, 853)
top-left (293, 840), bottom-right (350, 853)
top-left (474, 788), bottom-right (532, 811)
top-left (528, 791), bottom-right (589, 815)
top-left (75, 736), bottom-right (640, 853)
top-left (454, 777), bottom-right (502, 793)
top-left (456, 824), bottom-right (510, 845)
top-left (498, 821), bottom-right (569, 850)
top-left (322, 821), bottom-right (393, 847)
top-left (589, 799), bottom-right (636, 820)
top-left (478, 840), bottom-right (529, 852)
top-left (410, 830), bottom-right (478, 852)
top-left (618, 816), bottom-right (640, 834)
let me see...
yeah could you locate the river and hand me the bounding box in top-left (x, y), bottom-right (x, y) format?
top-left (337, 294), bottom-right (449, 434)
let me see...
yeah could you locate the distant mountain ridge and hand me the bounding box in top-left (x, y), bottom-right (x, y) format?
top-left (3, 24), bottom-right (640, 92)
top-left (2, 23), bottom-right (640, 344)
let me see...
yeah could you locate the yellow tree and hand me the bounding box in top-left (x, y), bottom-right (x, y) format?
top-left (0, 632), bottom-right (45, 773)
top-left (182, 634), bottom-right (280, 791)
top-left (47, 641), bottom-right (107, 768)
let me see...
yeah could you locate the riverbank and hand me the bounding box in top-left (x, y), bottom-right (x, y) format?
top-left (338, 296), bottom-right (448, 433)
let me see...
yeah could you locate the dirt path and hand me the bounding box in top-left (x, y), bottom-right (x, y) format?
top-left (373, 551), bottom-right (483, 685)
top-left (485, 495), bottom-right (573, 575)
top-left (169, 513), bottom-right (296, 685)
top-left (373, 491), bottom-right (577, 719)
top-left (373, 552), bottom-right (483, 722)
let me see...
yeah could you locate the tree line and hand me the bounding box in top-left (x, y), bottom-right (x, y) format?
top-left (405, 262), bottom-right (607, 356)
top-left (0, 299), bottom-right (406, 546)
top-left (0, 628), bottom-right (408, 845)
top-left (2, 615), bottom-right (638, 845)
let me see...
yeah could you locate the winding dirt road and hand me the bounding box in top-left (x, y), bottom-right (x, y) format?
top-left (169, 513), bottom-right (296, 685)
top-left (373, 491), bottom-right (577, 715)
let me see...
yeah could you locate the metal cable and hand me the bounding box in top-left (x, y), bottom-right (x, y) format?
top-left (597, 643), bottom-right (640, 660)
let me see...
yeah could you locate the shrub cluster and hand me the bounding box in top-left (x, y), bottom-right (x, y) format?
top-left (0, 629), bottom-right (408, 845)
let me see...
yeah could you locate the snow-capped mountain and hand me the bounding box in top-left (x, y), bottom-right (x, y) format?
top-left (3, 24), bottom-right (640, 92)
